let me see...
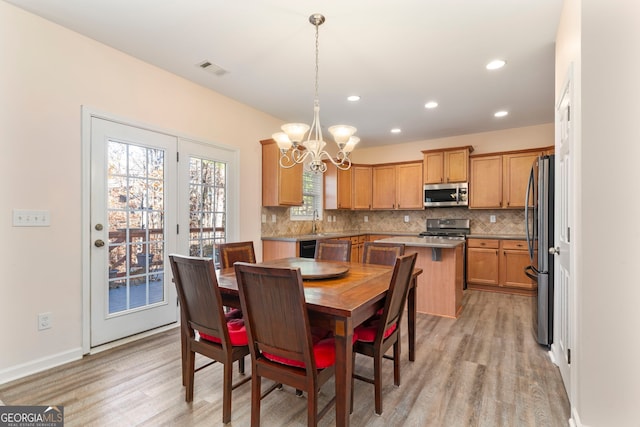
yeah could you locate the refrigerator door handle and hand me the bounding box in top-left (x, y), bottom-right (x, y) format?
top-left (525, 165), bottom-right (535, 261)
top-left (525, 265), bottom-right (538, 281)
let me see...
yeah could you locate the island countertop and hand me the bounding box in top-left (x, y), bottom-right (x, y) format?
top-left (374, 235), bottom-right (465, 249)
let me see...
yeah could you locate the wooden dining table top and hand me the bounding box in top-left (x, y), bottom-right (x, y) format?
top-left (216, 257), bottom-right (396, 318)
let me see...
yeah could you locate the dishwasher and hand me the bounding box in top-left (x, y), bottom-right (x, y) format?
top-left (299, 239), bottom-right (317, 258)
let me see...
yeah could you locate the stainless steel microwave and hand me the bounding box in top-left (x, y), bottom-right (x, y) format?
top-left (424, 182), bottom-right (468, 207)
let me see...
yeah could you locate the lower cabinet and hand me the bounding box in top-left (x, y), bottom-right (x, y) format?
top-left (466, 238), bottom-right (535, 295)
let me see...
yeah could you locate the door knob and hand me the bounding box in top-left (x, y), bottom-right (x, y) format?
top-left (94, 239), bottom-right (105, 248)
top-left (549, 246), bottom-right (560, 255)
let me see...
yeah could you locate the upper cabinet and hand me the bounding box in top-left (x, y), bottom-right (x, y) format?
top-left (324, 163), bottom-right (353, 209)
top-left (261, 139), bottom-right (303, 207)
top-left (422, 146), bottom-right (473, 184)
top-left (325, 163), bottom-right (371, 210)
top-left (352, 166), bottom-right (373, 210)
top-left (469, 147), bottom-right (552, 209)
top-left (469, 155), bottom-right (503, 208)
top-left (372, 161), bottom-right (423, 210)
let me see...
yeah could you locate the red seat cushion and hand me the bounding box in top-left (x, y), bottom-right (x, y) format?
top-left (199, 318), bottom-right (248, 346)
top-left (354, 317), bottom-right (396, 343)
top-left (263, 332), bottom-right (358, 370)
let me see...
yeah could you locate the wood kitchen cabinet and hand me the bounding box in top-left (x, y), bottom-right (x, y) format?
top-left (372, 161), bottom-right (423, 210)
top-left (503, 151), bottom-right (540, 208)
top-left (500, 240), bottom-right (534, 289)
top-left (352, 166), bottom-right (373, 210)
top-left (467, 238), bottom-right (535, 295)
top-left (325, 164), bottom-right (372, 210)
top-left (422, 146), bottom-right (473, 184)
top-left (261, 139), bottom-right (303, 207)
top-left (324, 163), bottom-right (352, 209)
top-left (346, 235), bottom-right (366, 262)
top-left (469, 155), bottom-right (503, 208)
top-left (466, 239), bottom-right (500, 285)
top-left (469, 147), bottom-right (552, 209)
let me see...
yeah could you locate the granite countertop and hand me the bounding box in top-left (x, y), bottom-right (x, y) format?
top-left (263, 231), bottom-right (526, 243)
top-left (261, 231), bottom-right (415, 242)
top-left (374, 235), bottom-right (465, 249)
top-left (467, 234), bottom-right (527, 240)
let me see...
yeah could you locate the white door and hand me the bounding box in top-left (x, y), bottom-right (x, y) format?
top-left (553, 69), bottom-right (573, 392)
top-left (177, 139), bottom-right (239, 262)
top-left (90, 118), bottom-right (178, 347)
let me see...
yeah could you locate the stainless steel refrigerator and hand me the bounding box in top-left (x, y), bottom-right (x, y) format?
top-left (525, 155), bottom-right (554, 347)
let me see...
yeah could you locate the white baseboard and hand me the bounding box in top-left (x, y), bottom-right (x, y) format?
top-left (0, 347), bottom-right (83, 386)
top-left (570, 405), bottom-right (586, 427)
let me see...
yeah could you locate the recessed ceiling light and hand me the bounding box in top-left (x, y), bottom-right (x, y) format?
top-left (424, 101), bottom-right (439, 109)
top-left (347, 95), bottom-right (361, 102)
top-left (391, 128), bottom-right (402, 134)
top-left (486, 59), bottom-right (506, 70)
top-left (494, 110), bottom-right (509, 118)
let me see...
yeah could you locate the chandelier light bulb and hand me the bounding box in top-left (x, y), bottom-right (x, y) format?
top-left (281, 123), bottom-right (310, 144)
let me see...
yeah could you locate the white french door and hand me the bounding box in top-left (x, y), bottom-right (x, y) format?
top-left (177, 139), bottom-right (239, 260)
top-left (90, 118), bottom-right (178, 347)
top-left (553, 69), bottom-right (574, 394)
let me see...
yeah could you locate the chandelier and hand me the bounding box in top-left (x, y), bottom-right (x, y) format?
top-left (272, 13), bottom-right (359, 174)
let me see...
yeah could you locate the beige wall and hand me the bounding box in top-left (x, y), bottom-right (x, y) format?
top-left (575, 1), bottom-right (640, 426)
top-left (0, 2), bottom-right (281, 381)
top-left (351, 123), bottom-right (554, 164)
top-left (556, 1), bottom-right (640, 426)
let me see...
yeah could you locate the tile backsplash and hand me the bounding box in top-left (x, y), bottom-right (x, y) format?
top-left (261, 207), bottom-right (526, 237)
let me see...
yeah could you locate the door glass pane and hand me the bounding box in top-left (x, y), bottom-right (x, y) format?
top-left (188, 157), bottom-right (226, 266)
top-left (107, 141), bottom-right (166, 314)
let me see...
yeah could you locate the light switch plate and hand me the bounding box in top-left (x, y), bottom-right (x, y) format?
top-left (364, 215), bottom-right (369, 223)
top-left (490, 215), bottom-right (496, 223)
top-left (13, 209), bottom-right (50, 227)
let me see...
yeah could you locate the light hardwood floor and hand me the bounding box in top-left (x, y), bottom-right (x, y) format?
top-left (0, 290), bottom-right (570, 426)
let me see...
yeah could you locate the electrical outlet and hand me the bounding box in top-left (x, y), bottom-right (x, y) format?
top-left (490, 215), bottom-right (496, 223)
top-left (364, 215), bottom-right (369, 223)
top-left (13, 209), bottom-right (51, 227)
top-left (332, 215), bottom-right (337, 222)
top-left (404, 215), bottom-right (410, 223)
top-left (271, 214), bottom-right (276, 223)
top-left (38, 312), bottom-right (52, 330)
top-left (261, 214), bottom-right (267, 223)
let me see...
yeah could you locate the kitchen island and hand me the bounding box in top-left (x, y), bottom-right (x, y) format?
top-left (375, 236), bottom-right (465, 318)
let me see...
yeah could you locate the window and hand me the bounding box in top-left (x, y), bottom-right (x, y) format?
top-left (290, 170), bottom-right (323, 220)
top-left (188, 157), bottom-right (227, 264)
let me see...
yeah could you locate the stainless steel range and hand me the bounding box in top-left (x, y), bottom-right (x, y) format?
top-left (419, 218), bottom-right (470, 240)
top-left (419, 218), bottom-right (470, 288)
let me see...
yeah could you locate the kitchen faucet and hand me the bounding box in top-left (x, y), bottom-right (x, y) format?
top-left (312, 209), bottom-right (319, 234)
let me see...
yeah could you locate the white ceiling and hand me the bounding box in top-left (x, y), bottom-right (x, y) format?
top-left (8, 0), bottom-right (563, 148)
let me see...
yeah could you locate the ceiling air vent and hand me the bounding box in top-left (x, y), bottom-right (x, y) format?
top-left (197, 60), bottom-right (228, 77)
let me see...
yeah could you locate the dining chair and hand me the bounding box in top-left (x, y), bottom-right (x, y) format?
top-left (351, 252), bottom-right (418, 415)
top-left (361, 241), bottom-right (405, 266)
top-left (217, 241), bottom-right (256, 268)
top-left (314, 238), bottom-right (351, 262)
top-left (234, 262), bottom-right (337, 427)
top-left (217, 240), bottom-right (256, 316)
top-left (169, 254), bottom-right (250, 424)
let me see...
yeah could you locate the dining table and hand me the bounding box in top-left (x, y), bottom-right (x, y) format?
top-left (215, 257), bottom-right (422, 427)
